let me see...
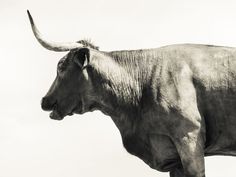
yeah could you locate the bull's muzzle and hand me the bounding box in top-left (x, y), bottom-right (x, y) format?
top-left (41, 96), bottom-right (56, 111)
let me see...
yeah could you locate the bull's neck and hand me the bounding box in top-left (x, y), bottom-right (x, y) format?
top-left (88, 49), bottom-right (162, 134)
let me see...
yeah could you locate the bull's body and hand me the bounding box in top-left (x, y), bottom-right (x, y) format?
top-left (99, 44), bottom-right (236, 173)
top-left (27, 10), bottom-right (236, 177)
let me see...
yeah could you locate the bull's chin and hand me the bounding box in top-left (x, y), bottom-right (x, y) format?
top-left (49, 110), bottom-right (64, 120)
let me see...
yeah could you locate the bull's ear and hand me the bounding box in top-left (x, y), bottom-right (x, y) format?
top-left (74, 48), bottom-right (90, 69)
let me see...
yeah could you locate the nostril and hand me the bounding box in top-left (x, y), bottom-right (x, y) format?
top-left (41, 97), bottom-right (56, 111)
top-left (41, 97), bottom-right (46, 105)
top-left (41, 97), bottom-right (48, 111)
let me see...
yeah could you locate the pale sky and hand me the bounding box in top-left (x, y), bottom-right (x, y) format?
top-left (1, 0), bottom-right (236, 177)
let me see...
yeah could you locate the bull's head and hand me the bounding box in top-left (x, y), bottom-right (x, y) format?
top-left (27, 11), bottom-right (97, 120)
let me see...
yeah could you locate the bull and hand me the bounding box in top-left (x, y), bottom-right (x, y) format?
top-left (27, 10), bottom-right (236, 177)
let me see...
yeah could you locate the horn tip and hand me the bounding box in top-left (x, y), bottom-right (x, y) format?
top-left (27, 10), bottom-right (33, 24)
top-left (27, 10), bottom-right (30, 16)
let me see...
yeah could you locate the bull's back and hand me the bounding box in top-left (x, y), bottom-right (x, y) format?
top-left (172, 44), bottom-right (236, 155)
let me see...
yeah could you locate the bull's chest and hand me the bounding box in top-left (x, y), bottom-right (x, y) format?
top-left (122, 132), bottom-right (180, 172)
top-left (110, 111), bottom-right (180, 171)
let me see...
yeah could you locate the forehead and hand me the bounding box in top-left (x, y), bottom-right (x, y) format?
top-left (59, 49), bottom-right (78, 63)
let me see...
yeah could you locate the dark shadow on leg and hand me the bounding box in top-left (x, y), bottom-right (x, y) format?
top-left (170, 167), bottom-right (185, 177)
top-left (170, 167), bottom-right (206, 177)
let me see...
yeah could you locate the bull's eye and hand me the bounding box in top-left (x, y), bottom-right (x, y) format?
top-left (58, 61), bottom-right (66, 72)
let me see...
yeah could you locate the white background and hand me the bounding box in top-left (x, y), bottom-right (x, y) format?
top-left (1, 0), bottom-right (236, 176)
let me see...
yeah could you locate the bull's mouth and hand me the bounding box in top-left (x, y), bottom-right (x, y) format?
top-left (49, 108), bottom-right (77, 120)
top-left (49, 101), bottom-right (83, 120)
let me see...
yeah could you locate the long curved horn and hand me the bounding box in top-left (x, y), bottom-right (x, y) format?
top-left (27, 10), bottom-right (82, 52)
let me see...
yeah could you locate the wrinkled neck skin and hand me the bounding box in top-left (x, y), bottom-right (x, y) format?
top-left (87, 49), bottom-right (163, 136)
